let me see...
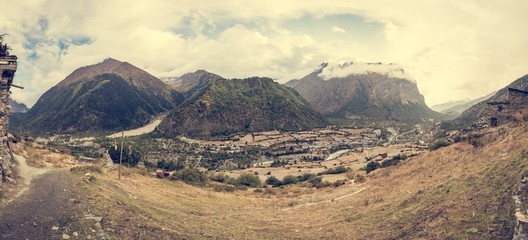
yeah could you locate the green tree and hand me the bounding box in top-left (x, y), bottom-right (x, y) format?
top-left (265, 176), bottom-right (282, 187)
top-left (282, 175), bottom-right (300, 185)
top-left (235, 173), bottom-right (261, 187)
top-left (108, 145), bottom-right (141, 167)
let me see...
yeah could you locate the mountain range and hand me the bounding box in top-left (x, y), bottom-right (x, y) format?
top-left (431, 92), bottom-right (495, 119)
top-left (286, 62), bottom-right (441, 124)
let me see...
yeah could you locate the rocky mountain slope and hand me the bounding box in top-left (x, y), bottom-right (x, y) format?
top-left (157, 77), bottom-right (327, 136)
top-left (9, 98), bottom-right (28, 113)
top-left (286, 62), bottom-right (441, 124)
top-left (445, 74), bottom-right (528, 129)
top-left (14, 58), bottom-right (180, 133)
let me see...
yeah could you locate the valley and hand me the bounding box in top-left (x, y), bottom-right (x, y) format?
top-left (3, 121), bottom-right (527, 239)
top-left (1, 42), bottom-right (528, 239)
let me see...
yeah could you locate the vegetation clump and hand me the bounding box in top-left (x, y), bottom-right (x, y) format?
top-left (317, 166), bottom-right (349, 175)
top-left (169, 168), bottom-right (208, 186)
top-left (429, 138), bottom-right (451, 151)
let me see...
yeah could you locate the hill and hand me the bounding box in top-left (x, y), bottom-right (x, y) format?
top-left (157, 77), bottom-right (327, 136)
top-left (14, 58), bottom-right (181, 133)
top-left (285, 62), bottom-right (442, 124)
top-left (445, 74), bottom-right (528, 129)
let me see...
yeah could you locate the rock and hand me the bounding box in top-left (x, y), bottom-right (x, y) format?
top-left (62, 233), bottom-right (70, 239)
top-left (84, 214), bottom-right (103, 222)
top-left (51, 226), bottom-right (59, 231)
top-left (72, 232), bottom-right (79, 237)
top-left (5, 177), bottom-right (15, 184)
top-left (32, 222), bottom-right (37, 227)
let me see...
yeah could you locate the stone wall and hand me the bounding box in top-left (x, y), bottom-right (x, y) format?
top-left (0, 38), bottom-right (17, 190)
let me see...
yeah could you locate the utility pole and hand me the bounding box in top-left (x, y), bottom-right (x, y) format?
top-left (118, 131), bottom-right (124, 179)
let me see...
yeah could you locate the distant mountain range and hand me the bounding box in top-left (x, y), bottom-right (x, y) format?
top-left (286, 62), bottom-right (442, 124)
top-left (431, 92), bottom-right (496, 119)
top-left (443, 74), bottom-right (528, 129)
top-left (157, 76), bottom-right (327, 136)
top-left (12, 58), bottom-right (181, 133)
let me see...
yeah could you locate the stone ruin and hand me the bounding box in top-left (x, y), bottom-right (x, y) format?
top-left (486, 88), bottom-right (528, 127)
top-left (0, 34), bottom-right (20, 190)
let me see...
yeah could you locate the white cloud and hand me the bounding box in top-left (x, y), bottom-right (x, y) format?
top-left (332, 26), bottom-right (346, 33)
top-left (0, 0), bottom-right (527, 107)
top-left (319, 62), bottom-right (416, 82)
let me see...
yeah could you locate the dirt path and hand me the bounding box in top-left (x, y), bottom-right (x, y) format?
top-left (11, 154), bottom-right (48, 201)
top-left (0, 170), bottom-right (81, 239)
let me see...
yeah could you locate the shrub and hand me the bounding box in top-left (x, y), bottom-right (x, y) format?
top-left (212, 184), bottom-right (236, 192)
top-left (156, 159), bottom-right (185, 171)
top-left (234, 173), bottom-right (261, 187)
top-left (366, 161), bottom-right (380, 174)
top-left (308, 176), bottom-right (323, 188)
top-left (318, 166), bottom-right (348, 175)
top-left (467, 133), bottom-right (484, 148)
top-left (170, 168), bottom-right (208, 186)
top-left (354, 174), bottom-right (366, 183)
top-left (429, 138), bottom-right (450, 151)
top-left (299, 173), bottom-right (316, 182)
top-left (265, 176), bottom-right (282, 187)
top-left (282, 175), bottom-right (300, 185)
top-left (210, 173), bottom-right (230, 183)
top-left (345, 170), bottom-right (355, 180)
top-left (143, 160), bottom-right (156, 170)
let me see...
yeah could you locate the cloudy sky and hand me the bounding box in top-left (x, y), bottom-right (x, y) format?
top-left (1, 0), bottom-right (527, 107)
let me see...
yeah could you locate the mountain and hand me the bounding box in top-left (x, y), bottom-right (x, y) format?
top-left (9, 98), bottom-right (28, 113)
top-left (431, 92), bottom-right (495, 119)
top-left (157, 77), bottom-right (327, 136)
top-left (162, 70), bottom-right (222, 95)
top-left (14, 58), bottom-right (181, 133)
top-left (445, 74), bottom-right (528, 129)
top-left (285, 62), bottom-right (442, 124)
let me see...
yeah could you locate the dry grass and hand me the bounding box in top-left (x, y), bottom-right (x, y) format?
top-left (79, 124), bottom-right (528, 239)
top-left (21, 142), bottom-right (76, 168)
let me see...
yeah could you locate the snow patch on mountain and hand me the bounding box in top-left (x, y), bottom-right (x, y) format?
top-left (318, 62), bottom-right (416, 83)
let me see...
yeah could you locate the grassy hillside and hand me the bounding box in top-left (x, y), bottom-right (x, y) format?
top-left (74, 123), bottom-right (528, 239)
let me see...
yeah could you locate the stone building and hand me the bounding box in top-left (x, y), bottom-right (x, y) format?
top-left (487, 88), bottom-right (528, 127)
top-left (0, 35), bottom-right (17, 186)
